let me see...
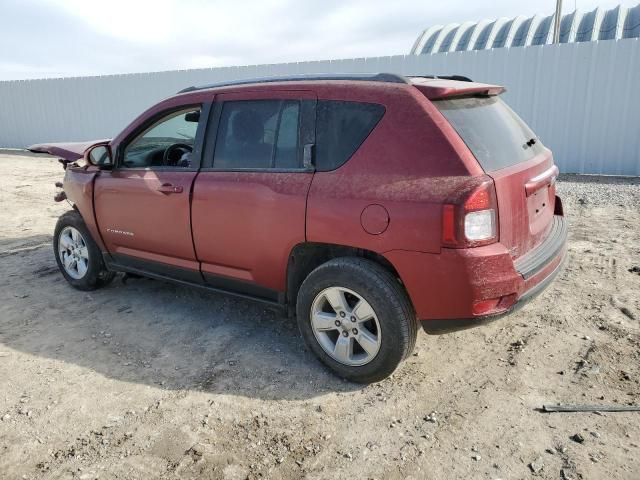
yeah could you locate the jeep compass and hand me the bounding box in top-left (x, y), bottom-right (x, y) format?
top-left (30, 73), bottom-right (568, 383)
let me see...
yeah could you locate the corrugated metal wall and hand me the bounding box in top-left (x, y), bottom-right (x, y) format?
top-left (1, 38), bottom-right (638, 175)
top-left (411, 4), bottom-right (640, 54)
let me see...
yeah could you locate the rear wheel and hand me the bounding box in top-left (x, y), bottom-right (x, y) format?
top-left (296, 257), bottom-right (418, 383)
top-left (54, 210), bottom-right (115, 290)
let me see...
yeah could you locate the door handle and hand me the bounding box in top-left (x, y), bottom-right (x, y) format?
top-left (157, 183), bottom-right (183, 194)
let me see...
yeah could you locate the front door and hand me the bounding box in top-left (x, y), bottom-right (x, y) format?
top-left (94, 104), bottom-right (207, 282)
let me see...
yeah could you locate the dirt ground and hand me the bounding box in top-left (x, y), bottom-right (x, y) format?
top-left (1, 152), bottom-right (639, 480)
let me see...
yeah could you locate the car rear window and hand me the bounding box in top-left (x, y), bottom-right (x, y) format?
top-left (315, 101), bottom-right (385, 171)
top-left (434, 96), bottom-right (545, 172)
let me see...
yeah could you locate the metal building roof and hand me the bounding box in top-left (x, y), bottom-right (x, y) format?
top-left (411, 3), bottom-right (640, 54)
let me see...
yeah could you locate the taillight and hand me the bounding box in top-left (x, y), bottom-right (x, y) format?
top-left (441, 177), bottom-right (499, 248)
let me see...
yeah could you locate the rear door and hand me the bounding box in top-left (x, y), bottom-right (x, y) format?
top-left (94, 104), bottom-right (209, 282)
top-left (435, 96), bottom-right (557, 259)
top-left (191, 91), bottom-right (316, 298)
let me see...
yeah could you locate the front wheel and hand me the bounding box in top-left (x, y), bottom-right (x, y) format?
top-left (53, 210), bottom-right (115, 290)
top-left (296, 257), bottom-right (418, 383)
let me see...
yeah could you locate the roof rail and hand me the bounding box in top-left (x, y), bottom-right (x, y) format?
top-left (177, 73), bottom-right (474, 94)
top-left (178, 73), bottom-right (409, 94)
top-left (409, 75), bottom-right (473, 82)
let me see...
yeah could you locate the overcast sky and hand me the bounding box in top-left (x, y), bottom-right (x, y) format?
top-left (0, 0), bottom-right (636, 80)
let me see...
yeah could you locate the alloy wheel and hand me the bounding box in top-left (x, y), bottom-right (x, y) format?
top-left (310, 286), bottom-right (382, 366)
top-left (58, 226), bottom-right (89, 279)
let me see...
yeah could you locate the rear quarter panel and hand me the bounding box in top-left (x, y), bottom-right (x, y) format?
top-left (306, 83), bottom-right (481, 255)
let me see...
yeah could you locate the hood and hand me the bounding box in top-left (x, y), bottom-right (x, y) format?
top-left (28, 139), bottom-right (110, 162)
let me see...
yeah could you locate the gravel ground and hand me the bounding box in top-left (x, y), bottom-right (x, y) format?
top-left (0, 153), bottom-right (639, 480)
top-left (558, 174), bottom-right (640, 207)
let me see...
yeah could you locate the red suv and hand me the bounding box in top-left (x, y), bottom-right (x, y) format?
top-left (31, 73), bottom-right (567, 383)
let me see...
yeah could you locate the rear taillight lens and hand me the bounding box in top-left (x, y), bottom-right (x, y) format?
top-left (441, 177), bottom-right (499, 248)
top-left (464, 210), bottom-right (496, 241)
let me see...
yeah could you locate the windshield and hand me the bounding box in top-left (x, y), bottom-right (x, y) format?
top-left (435, 96), bottom-right (545, 172)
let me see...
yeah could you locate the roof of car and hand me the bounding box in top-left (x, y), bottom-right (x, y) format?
top-left (176, 73), bottom-right (504, 100)
top-left (178, 73), bottom-right (406, 93)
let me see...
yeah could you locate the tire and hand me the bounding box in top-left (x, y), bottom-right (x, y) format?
top-left (53, 210), bottom-right (116, 291)
top-left (296, 257), bottom-right (418, 383)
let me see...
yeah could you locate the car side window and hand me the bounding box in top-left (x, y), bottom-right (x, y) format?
top-left (213, 100), bottom-right (301, 170)
top-left (122, 107), bottom-right (201, 169)
top-left (315, 100), bottom-right (385, 172)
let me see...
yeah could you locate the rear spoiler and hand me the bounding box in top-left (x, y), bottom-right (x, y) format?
top-left (410, 78), bottom-right (505, 100)
top-left (410, 75), bottom-right (474, 83)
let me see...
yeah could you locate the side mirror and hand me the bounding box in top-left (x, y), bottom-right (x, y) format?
top-left (184, 110), bottom-right (200, 123)
top-left (86, 144), bottom-right (113, 169)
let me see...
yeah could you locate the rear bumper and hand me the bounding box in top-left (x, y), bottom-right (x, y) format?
top-left (420, 248), bottom-right (567, 334)
top-left (513, 213), bottom-right (567, 281)
top-left (384, 214), bottom-right (568, 333)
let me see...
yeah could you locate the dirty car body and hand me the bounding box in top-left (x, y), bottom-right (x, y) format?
top-left (32, 73), bottom-right (568, 383)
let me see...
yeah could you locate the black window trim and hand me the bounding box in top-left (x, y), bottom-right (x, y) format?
top-left (201, 98), bottom-right (316, 173)
top-left (114, 102), bottom-right (211, 172)
top-left (270, 100), bottom-right (290, 168)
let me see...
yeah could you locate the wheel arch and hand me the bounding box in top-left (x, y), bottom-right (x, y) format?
top-left (285, 242), bottom-right (405, 316)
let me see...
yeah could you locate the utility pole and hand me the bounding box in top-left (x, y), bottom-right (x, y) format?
top-left (553, 0), bottom-right (563, 43)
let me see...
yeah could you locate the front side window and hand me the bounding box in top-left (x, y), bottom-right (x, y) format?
top-left (122, 107), bottom-right (201, 168)
top-left (213, 100), bottom-right (301, 170)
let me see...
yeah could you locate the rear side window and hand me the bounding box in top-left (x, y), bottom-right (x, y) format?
top-left (316, 101), bottom-right (385, 171)
top-left (213, 100), bottom-right (301, 169)
top-left (435, 96), bottom-right (545, 172)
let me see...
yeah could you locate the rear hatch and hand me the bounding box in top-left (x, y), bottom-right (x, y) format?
top-left (434, 95), bottom-right (557, 260)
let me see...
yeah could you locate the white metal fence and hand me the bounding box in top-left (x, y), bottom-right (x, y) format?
top-left (1, 38), bottom-right (638, 175)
